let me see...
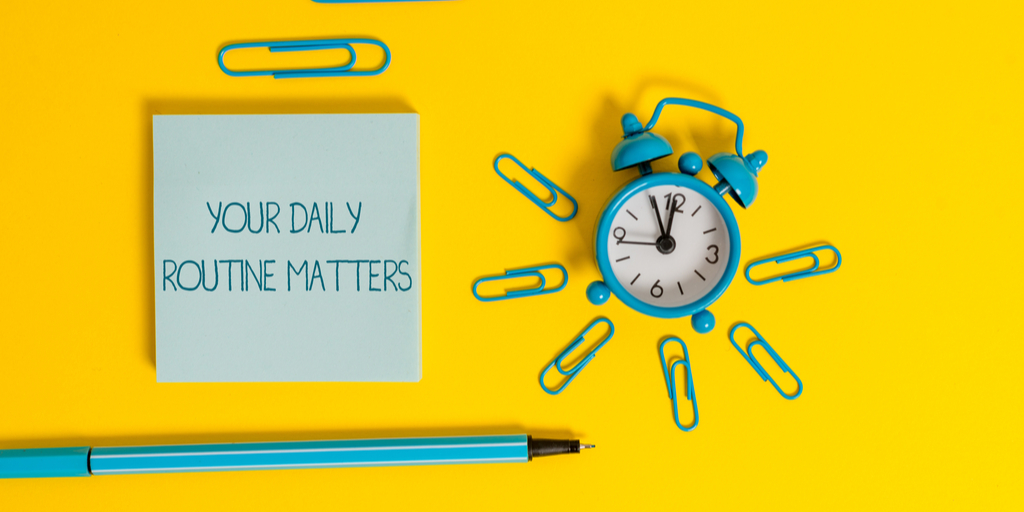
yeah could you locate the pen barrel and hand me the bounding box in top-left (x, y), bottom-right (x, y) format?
top-left (88, 435), bottom-right (529, 476)
top-left (0, 447), bottom-right (91, 479)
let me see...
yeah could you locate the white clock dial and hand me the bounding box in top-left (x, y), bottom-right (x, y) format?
top-left (606, 184), bottom-right (731, 308)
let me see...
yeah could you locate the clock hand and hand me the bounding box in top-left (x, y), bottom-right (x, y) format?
top-left (649, 195), bottom-right (667, 237)
top-left (665, 197), bottom-right (678, 237)
top-left (616, 239), bottom-right (658, 246)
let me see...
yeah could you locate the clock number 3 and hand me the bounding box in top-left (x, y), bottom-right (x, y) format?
top-left (706, 244), bottom-right (719, 264)
top-left (650, 280), bottom-right (664, 298)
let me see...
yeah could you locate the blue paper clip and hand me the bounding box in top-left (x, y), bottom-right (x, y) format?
top-left (493, 154), bottom-right (578, 222)
top-left (729, 323), bottom-right (803, 400)
top-left (540, 318), bottom-right (614, 395)
top-left (472, 264), bottom-right (567, 302)
top-left (218, 38), bottom-right (391, 79)
top-left (745, 244), bottom-right (841, 285)
top-left (659, 338), bottom-right (698, 431)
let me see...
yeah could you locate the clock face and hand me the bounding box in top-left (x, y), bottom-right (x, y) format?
top-left (605, 183), bottom-right (731, 309)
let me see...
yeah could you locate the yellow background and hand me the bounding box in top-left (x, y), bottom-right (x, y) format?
top-left (1, 0), bottom-right (1021, 509)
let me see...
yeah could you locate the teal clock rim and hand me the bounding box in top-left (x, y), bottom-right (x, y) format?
top-left (594, 172), bottom-right (741, 319)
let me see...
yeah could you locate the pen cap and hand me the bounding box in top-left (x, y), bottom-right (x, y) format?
top-left (0, 447), bottom-right (91, 479)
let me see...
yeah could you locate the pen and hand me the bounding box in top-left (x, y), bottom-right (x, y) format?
top-left (0, 434), bottom-right (594, 479)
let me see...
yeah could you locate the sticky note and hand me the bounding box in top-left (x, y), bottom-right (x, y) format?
top-left (153, 114), bottom-right (420, 382)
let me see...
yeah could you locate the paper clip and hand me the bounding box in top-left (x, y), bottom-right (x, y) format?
top-left (493, 154), bottom-right (578, 222)
top-left (218, 38), bottom-right (391, 79)
top-left (659, 338), bottom-right (699, 431)
top-left (729, 323), bottom-right (803, 400)
top-left (540, 318), bottom-right (614, 395)
top-left (745, 244), bottom-right (841, 285)
top-left (472, 264), bottom-right (567, 302)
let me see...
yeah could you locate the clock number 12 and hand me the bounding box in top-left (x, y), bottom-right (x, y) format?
top-left (663, 193), bottom-right (685, 212)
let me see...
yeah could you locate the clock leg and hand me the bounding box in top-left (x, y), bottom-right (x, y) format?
top-left (691, 309), bottom-right (715, 334)
top-left (586, 281), bottom-right (610, 305)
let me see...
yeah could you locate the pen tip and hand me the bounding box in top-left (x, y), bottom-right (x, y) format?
top-left (580, 444), bottom-right (595, 450)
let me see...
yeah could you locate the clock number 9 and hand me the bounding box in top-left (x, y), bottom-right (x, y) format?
top-left (613, 227), bottom-right (626, 244)
top-left (706, 244), bottom-right (719, 264)
top-left (651, 280), bottom-right (663, 298)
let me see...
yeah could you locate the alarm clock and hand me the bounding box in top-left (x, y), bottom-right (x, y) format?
top-left (586, 98), bottom-right (768, 334)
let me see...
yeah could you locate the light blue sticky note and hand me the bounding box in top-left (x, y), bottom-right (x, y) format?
top-left (153, 114), bottom-right (420, 382)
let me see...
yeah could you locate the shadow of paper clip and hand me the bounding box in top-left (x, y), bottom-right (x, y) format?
top-left (494, 154), bottom-right (578, 222)
top-left (218, 38), bottom-right (391, 78)
top-left (729, 323), bottom-right (803, 400)
top-left (540, 318), bottom-right (614, 395)
top-left (659, 338), bottom-right (699, 431)
top-left (745, 244), bottom-right (841, 285)
top-left (472, 264), bottom-right (567, 302)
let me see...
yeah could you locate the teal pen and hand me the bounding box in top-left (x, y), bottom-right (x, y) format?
top-left (0, 434), bottom-right (594, 479)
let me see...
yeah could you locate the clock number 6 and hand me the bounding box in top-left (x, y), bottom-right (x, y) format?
top-left (651, 280), bottom-right (664, 298)
top-left (706, 244), bottom-right (719, 264)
